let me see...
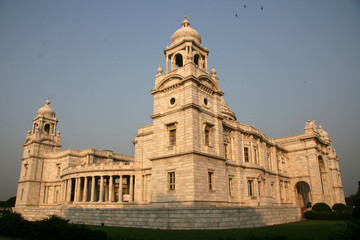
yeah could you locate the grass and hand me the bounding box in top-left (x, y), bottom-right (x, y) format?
top-left (88, 220), bottom-right (347, 240)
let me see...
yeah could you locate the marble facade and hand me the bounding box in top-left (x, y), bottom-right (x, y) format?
top-left (14, 17), bottom-right (345, 228)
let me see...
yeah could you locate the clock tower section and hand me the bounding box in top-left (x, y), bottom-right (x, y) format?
top-left (16, 99), bottom-right (61, 206)
top-left (149, 17), bottom-right (232, 206)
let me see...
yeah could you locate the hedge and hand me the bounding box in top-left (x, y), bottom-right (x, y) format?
top-left (332, 203), bottom-right (347, 212)
top-left (304, 210), bottom-right (352, 220)
top-left (312, 202), bottom-right (332, 212)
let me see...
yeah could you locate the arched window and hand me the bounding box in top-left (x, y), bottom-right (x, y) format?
top-left (44, 124), bottom-right (50, 134)
top-left (194, 54), bottom-right (200, 67)
top-left (175, 54), bottom-right (183, 68)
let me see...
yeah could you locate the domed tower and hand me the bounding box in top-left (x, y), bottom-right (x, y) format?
top-left (148, 17), bottom-right (235, 206)
top-left (16, 99), bottom-right (61, 206)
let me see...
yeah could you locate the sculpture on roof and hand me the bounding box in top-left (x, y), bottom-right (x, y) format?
top-left (318, 125), bottom-right (329, 141)
top-left (305, 120), bottom-right (317, 133)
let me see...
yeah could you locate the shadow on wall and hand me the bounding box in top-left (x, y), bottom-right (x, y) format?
top-left (64, 205), bottom-right (301, 229)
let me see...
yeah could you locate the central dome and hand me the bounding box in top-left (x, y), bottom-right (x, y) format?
top-left (170, 16), bottom-right (202, 45)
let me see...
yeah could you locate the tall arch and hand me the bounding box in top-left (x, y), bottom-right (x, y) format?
top-left (295, 181), bottom-right (311, 207)
top-left (194, 54), bottom-right (200, 67)
top-left (175, 54), bottom-right (183, 68)
top-left (318, 156), bottom-right (327, 194)
top-left (44, 124), bottom-right (50, 134)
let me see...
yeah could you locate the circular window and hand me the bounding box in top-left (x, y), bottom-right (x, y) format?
top-left (204, 98), bottom-right (208, 105)
top-left (170, 97), bottom-right (176, 105)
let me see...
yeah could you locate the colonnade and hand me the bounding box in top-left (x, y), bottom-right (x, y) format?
top-left (62, 175), bottom-right (135, 203)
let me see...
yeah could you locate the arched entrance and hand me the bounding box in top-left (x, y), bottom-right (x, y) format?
top-left (295, 181), bottom-right (311, 208)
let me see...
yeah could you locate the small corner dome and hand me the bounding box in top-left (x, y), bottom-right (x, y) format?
top-left (221, 97), bottom-right (237, 121)
top-left (170, 16), bottom-right (202, 45)
top-left (37, 99), bottom-right (56, 118)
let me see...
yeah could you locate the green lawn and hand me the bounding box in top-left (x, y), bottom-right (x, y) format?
top-left (88, 220), bottom-right (347, 240)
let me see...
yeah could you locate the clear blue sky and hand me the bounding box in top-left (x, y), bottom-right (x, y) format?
top-left (0, 0), bottom-right (359, 201)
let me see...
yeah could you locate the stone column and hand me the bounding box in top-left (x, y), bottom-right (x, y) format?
top-left (76, 177), bottom-right (81, 202)
top-left (73, 178), bottom-right (78, 202)
top-left (166, 54), bottom-right (169, 73)
top-left (90, 176), bottom-right (95, 202)
top-left (250, 141), bottom-right (254, 164)
top-left (205, 56), bottom-right (208, 72)
top-left (99, 176), bottom-right (104, 202)
top-left (61, 180), bottom-right (66, 202)
top-left (109, 175), bottom-right (113, 202)
top-left (118, 175), bottom-right (123, 203)
top-left (62, 180), bottom-right (66, 202)
top-left (67, 179), bottom-right (72, 202)
top-left (83, 177), bottom-right (88, 202)
top-left (171, 55), bottom-right (175, 71)
top-left (129, 175), bottom-right (134, 203)
top-left (199, 56), bottom-right (203, 69)
top-left (142, 175), bottom-right (146, 202)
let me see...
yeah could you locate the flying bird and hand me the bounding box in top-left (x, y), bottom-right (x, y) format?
top-left (261, 6), bottom-right (263, 11)
top-left (235, 13), bottom-right (238, 17)
top-left (244, 4), bottom-right (246, 8)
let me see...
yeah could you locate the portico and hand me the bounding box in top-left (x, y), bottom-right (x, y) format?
top-left (63, 174), bottom-right (135, 204)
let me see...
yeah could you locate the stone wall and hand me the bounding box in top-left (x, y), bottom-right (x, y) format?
top-left (14, 206), bottom-right (66, 221)
top-left (65, 206), bottom-right (301, 230)
top-left (15, 206), bottom-right (301, 229)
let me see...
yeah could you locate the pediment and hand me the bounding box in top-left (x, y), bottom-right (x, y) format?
top-left (40, 138), bottom-right (55, 145)
top-left (198, 76), bottom-right (219, 92)
top-left (155, 75), bottom-right (184, 91)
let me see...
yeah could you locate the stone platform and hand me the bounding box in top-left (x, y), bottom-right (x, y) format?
top-left (15, 206), bottom-right (301, 230)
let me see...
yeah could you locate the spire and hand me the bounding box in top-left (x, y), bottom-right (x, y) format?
top-left (211, 67), bottom-right (217, 76)
top-left (157, 64), bottom-right (163, 75)
top-left (182, 15), bottom-right (190, 27)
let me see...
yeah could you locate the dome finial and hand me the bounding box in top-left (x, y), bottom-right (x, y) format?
top-left (157, 64), bottom-right (163, 75)
top-left (182, 15), bottom-right (190, 27)
top-left (211, 66), bottom-right (217, 76)
top-left (46, 97), bottom-right (50, 106)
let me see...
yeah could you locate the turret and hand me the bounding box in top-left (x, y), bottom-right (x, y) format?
top-left (16, 99), bottom-right (61, 206)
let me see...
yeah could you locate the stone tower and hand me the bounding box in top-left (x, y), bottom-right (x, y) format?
top-left (16, 99), bottom-right (61, 206)
top-left (147, 16), bottom-right (235, 206)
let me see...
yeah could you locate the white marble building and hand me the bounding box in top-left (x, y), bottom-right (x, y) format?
top-left (14, 17), bottom-right (345, 227)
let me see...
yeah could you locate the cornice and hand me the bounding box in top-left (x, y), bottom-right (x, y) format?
top-left (61, 167), bottom-right (137, 178)
top-left (151, 103), bottom-right (216, 120)
top-left (26, 148), bottom-right (134, 162)
top-left (150, 150), bottom-right (226, 162)
top-left (23, 139), bottom-right (62, 148)
top-left (164, 39), bottom-right (209, 54)
top-left (236, 127), bottom-right (288, 152)
top-left (151, 73), bottom-right (222, 96)
top-left (135, 131), bottom-right (153, 138)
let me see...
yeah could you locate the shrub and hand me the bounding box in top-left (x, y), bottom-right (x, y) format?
top-left (34, 215), bottom-right (106, 240)
top-left (0, 213), bottom-right (106, 240)
top-left (312, 202), bottom-right (331, 212)
top-left (332, 203), bottom-right (347, 212)
top-left (303, 210), bottom-right (352, 220)
top-left (0, 212), bottom-right (33, 238)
